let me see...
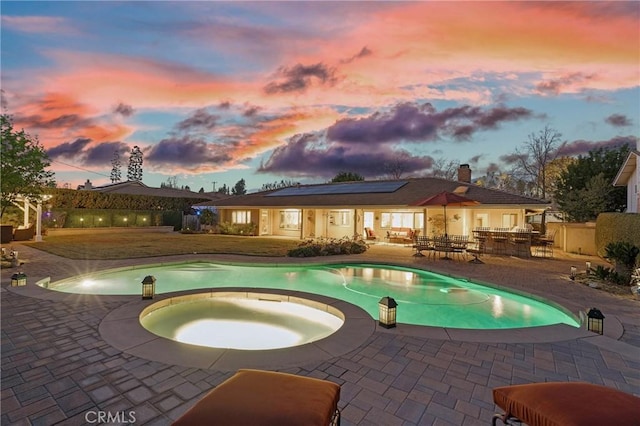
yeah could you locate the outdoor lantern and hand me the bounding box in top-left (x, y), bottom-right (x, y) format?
top-left (378, 296), bottom-right (398, 329)
top-left (585, 261), bottom-right (591, 275)
top-left (586, 307), bottom-right (604, 335)
top-left (570, 266), bottom-right (577, 280)
top-left (141, 275), bottom-right (156, 299)
top-left (11, 272), bottom-right (27, 287)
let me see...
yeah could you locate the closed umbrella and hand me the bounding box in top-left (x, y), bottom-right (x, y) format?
top-left (412, 191), bottom-right (479, 237)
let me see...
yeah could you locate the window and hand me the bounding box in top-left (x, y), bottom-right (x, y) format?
top-left (329, 210), bottom-right (350, 227)
top-left (414, 213), bottom-right (424, 229)
top-left (279, 209), bottom-right (301, 230)
top-left (391, 212), bottom-right (413, 228)
top-left (502, 213), bottom-right (517, 228)
top-left (232, 210), bottom-right (251, 224)
top-left (381, 212), bottom-right (421, 228)
top-left (381, 213), bottom-right (391, 228)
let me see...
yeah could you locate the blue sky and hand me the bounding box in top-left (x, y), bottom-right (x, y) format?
top-left (2, 1), bottom-right (638, 192)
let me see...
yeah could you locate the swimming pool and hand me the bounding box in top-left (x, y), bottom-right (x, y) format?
top-left (44, 262), bottom-right (579, 329)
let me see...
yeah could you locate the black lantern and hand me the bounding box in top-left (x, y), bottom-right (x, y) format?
top-left (11, 272), bottom-right (27, 287)
top-left (586, 308), bottom-right (604, 335)
top-left (570, 266), bottom-right (577, 280)
top-left (141, 275), bottom-right (156, 299)
top-left (378, 296), bottom-right (398, 329)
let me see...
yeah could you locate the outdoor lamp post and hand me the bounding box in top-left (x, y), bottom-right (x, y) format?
top-left (141, 275), bottom-right (156, 300)
top-left (586, 307), bottom-right (604, 335)
top-left (570, 266), bottom-right (577, 280)
top-left (378, 296), bottom-right (398, 329)
top-left (11, 272), bottom-right (27, 287)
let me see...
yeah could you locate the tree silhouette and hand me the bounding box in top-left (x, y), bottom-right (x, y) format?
top-left (110, 150), bottom-right (122, 183)
top-left (127, 146), bottom-right (143, 182)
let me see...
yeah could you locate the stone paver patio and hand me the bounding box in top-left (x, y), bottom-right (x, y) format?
top-left (2, 242), bottom-right (638, 425)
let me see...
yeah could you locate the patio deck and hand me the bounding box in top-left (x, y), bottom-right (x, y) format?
top-left (2, 242), bottom-right (638, 425)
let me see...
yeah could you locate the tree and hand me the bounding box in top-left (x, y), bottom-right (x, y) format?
top-left (384, 153), bottom-right (410, 179)
top-left (513, 125), bottom-right (565, 200)
top-left (127, 145), bottom-right (143, 182)
top-left (260, 179), bottom-right (300, 191)
top-left (231, 178), bottom-right (246, 195)
top-left (217, 184), bottom-right (230, 195)
top-left (198, 187), bottom-right (205, 193)
top-left (1, 114), bottom-right (55, 218)
top-left (161, 176), bottom-right (178, 189)
top-left (110, 150), bottom-right (122, 183)
top-left (331, 171), bottom-right (364, 182)
top-left (555, 144), bottom-right (630, 221)
top-left (430, 158), bottom-right (458, 180)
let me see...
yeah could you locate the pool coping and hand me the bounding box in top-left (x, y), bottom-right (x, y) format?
top-left (100, 288), bottom-right (376, 371)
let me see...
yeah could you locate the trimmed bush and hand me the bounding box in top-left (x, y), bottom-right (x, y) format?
top-left (218, 221), bottom-right (257, 236)
top-left (287, 236), bottom-right (368, 257)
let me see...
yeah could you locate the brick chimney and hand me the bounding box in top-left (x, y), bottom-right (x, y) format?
top-left (457, 164), bottom-right (471, 183)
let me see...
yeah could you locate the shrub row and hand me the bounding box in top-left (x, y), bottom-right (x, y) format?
top-left (45, 208), bottom-right (183, 231)
top-left (287, 236), bottom-right (368, 257)
top-left (217, 221), bottom-right (258, 236)
top-left (45, 188), bottom-right (209, 211)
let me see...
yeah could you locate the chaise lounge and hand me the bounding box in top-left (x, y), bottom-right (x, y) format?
top-left (492, 382), bottom-right (640, 426)
top-left (172, 369), bottom-right (341, 426)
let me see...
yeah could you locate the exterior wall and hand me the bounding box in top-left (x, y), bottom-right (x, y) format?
top-left (548, 222), bottom-right (597, 256)
top-left (627, 161), bottom-right (639, 213)
top-left (220, 206), bottom-right (534, 241)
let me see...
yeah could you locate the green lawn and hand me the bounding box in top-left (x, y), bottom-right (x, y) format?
top-left (23, 232), bottom-right (301, 259)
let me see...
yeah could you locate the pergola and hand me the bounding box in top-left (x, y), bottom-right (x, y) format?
top-left (12, 194), bottom-right (50, 242)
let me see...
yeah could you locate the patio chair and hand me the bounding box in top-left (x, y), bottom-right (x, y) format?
top-left (492, 382), bottom-right (640, 426)
top-left (472, 227), bottom-right (490, 255)
top-left (13, 224), bottom-right (35, 241)
top-left (534, 229), bottom-right (556, 258)
top-left (491, 228), bottom-right (509, 255)
top-left (172, 369), bottom-right (341, 426)
top-left (364, 227), bottom-right (378, 241)
top-left (433, 235), bottom-right (454, 260)
top-left (508, 230), bottom-right (531, 258)
top-left (450, 235), bottom-right (469, 260)
top-left (412, 236), bottom-right (433, 258)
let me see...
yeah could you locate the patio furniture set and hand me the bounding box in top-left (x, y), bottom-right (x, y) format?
top-left (412, 228), bottom-right (557, 261)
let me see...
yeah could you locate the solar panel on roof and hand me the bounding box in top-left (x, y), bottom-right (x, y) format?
top-left (266, 181), bottom-right (408, 197)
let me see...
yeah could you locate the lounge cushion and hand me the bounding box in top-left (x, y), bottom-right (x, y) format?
top-left (493, 382), bottom-right (640, 426)
top-left (172, 369), bottom-right (340, 426)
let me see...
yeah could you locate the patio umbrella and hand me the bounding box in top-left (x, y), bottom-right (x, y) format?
top-left (412, 191), bottom-right (480, 237)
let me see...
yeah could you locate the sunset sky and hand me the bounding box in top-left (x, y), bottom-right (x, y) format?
top-left (2, 1), bottom-right (638, 192)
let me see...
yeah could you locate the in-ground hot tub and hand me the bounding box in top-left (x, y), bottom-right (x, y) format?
top-left (140, 292), bottom-right (345, 350)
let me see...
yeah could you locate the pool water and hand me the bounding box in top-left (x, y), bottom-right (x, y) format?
top-left (45, 262), bottom-right (579, 329)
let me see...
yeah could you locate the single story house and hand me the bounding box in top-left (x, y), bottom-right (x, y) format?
top-left (612, 141), bottom-right (640, 213)
top-left (212, 165), bottom-right (549, 240)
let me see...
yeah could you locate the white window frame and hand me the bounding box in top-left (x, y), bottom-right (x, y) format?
top-left (232, 210), bottom-right (251, 224)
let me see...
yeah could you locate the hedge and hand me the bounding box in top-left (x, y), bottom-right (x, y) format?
top-left (44, 188), bottom-right (209, 211)
top-left (595, 212), bottom-right (640, 257)
top-left (45, 208), bottom-right (184, 231)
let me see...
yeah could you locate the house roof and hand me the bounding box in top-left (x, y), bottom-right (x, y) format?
top-left (91, 181), bottom-right (217, 200)
top-left (212, 177), bottom-right (550, 209)
top-left (612, 150), bottom-right (639, 186)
